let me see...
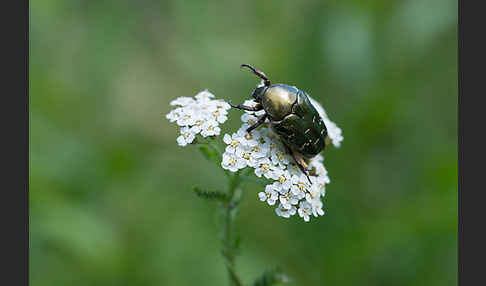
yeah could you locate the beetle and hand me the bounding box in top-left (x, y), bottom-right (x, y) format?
top-left (230, 64), bottom-right (328, 183)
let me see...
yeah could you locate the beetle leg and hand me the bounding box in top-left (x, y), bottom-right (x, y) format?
top-left (229, 101), bottom-right (263, 112)
top-left (283, 144), bottom-right (312, 184)
top-left (246, 114), bottom-right (267, 133)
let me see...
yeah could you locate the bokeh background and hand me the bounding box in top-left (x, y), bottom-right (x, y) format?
top-left (30, 0), bottom-right (458, 285)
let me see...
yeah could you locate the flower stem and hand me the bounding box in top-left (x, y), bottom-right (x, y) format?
top-left (196, 140), bottom-right (244, 285)
top-left (222, 172), bottom-right (243, 286)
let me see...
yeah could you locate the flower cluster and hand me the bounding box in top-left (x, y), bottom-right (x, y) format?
top-left (166, 90), bottom-right (231, 146)
top-left (166, 88), bottom-right (343, 222)
top-left (221, 98), bottom-right (342, 222)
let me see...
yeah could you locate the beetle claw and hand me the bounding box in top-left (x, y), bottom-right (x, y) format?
top-left (305, 173), bottom-right (312, 184)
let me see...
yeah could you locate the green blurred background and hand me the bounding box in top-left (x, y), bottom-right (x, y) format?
top-left (30, 0), bottom-right (457, 285)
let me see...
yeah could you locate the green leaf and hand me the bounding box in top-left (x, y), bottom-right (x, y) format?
top-left (198, 145), bottom-right (220, 164)
top-left (193, 186), bottom-right (229, 203)
top-left (253, 268), bottom-right (289, 286)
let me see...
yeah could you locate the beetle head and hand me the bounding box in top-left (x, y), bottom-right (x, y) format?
top-left (251, 86), bottom-right (266, 101)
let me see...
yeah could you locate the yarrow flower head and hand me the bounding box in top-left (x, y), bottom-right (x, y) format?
top-left (166, 90), bottom-right (231, 146)
top-left (166, 87), bottom-right (342, 222)
top-left (220, 93), bottom-right (343, 222)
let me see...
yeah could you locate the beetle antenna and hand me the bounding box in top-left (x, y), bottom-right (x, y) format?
top-left (241, 64), bottom-right (271, 86)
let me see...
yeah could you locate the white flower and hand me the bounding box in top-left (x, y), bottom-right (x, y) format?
top-left (200, 120), bottom-right (221, 137)
top-left (223, 133), bottom-right (247, 153)
top-left (308, 96), bottom-right (343, 148)
top-left (239, 127), bottom-right (261, 147)
top-left (290, 174), bottom-right (310, 196)
top-left (310, 174), bottom-right (329, 197)
top-left (270, 148), bottom-right (291, 168)
top-left (254, 157), bottom-right (276, 179)
top-left (221, 152), bottom-right (247, 172)
top-left (188, 117), bottom-right (206, 134)
top-left (241, 113), bottom-right (259, 125)
top-left (272, 169), bottom-right (293, 192)
top-left (212, 110), bottom-right (228, 123)
top-left (279, 191), bottom-right (300, 210)
top-left (209, 103), bottom-right (229, 123)
top-left (176, 108), bottom-right (198, 127)
top-left (195, 89), bottom-right (215, 102)
top-left (323, 119), bottom-right (344, 147)
top-left (250, 142), bottom-right (269, 158)
top-left (176, 127), bottom-right (196, 146)
top-left (235, 146), bottom-right (260, 168)
top-left (213, 100), bottom-right (231, 111)
top-left (258, 184), bottom-right (279, 206)
top-left (308, 197), bottom-right (325, 217)
top-left (166, 90), bottom-right (231, 146)
top-left (309, 156), bottom-right (328, 177)
top-left (275, 203), bottom-right (297, 218)
top-left (170, 96), bottom-right (195, 107)
top-left (298, 201), bottom-right (313, 222)
top-left (305, 183), bottom-right (322, 203)
top-left (287, 163), bottom-right (304, 177)
top-left (165, 107), bottom-right (183, 122)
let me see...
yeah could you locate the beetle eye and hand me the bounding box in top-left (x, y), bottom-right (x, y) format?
top-left (251, 87), bottom-right (265, 100)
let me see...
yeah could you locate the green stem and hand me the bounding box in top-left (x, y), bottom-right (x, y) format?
top-left (195, 139), bottom-right (243, 285)
top-left (222, 172), bottom-right (243, 286)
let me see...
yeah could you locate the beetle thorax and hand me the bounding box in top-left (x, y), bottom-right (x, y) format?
top-left (261, 85), bottom-right (297, 121)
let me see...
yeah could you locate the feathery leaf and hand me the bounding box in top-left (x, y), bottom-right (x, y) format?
top-left (193, 186), bottom-right (229, 202)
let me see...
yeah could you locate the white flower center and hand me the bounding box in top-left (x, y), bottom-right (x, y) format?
top-left (260, 163), bottom-right (270, 171)
top-left (297, 182), bottom-right (306, 191)
top-left (230, 140), bottom-right (239, 147)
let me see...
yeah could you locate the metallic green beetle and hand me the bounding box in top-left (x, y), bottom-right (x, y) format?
top-left (230, 64), bottom-right (328, 182)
